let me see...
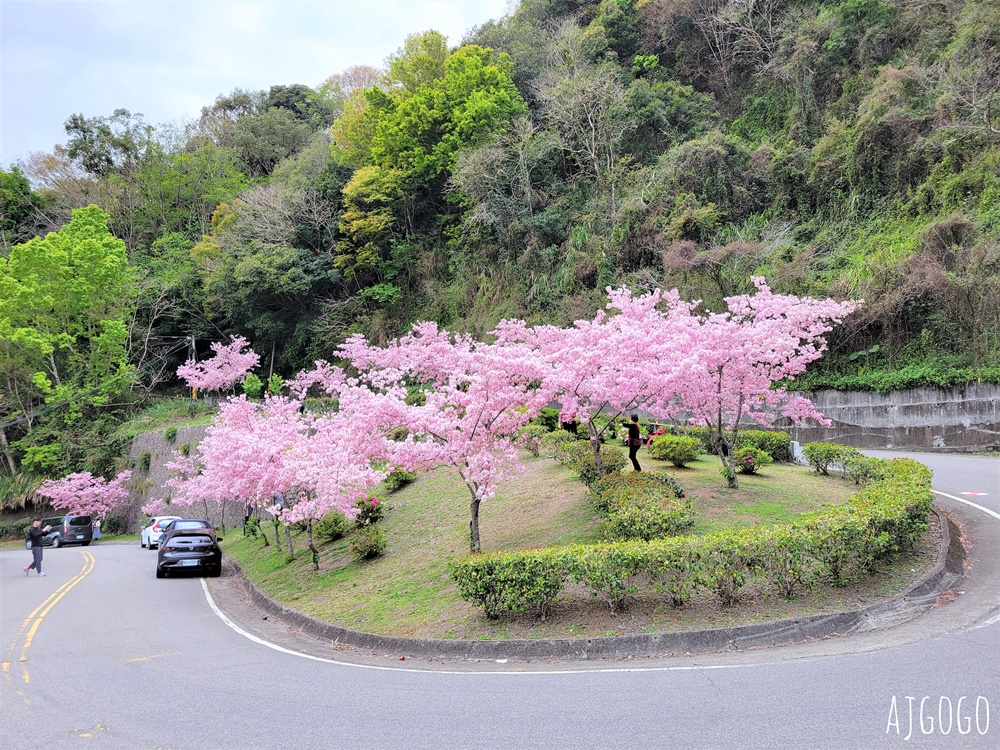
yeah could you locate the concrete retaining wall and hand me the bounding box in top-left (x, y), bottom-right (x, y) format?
top-left (125, 425), bottom-right (209, 528)
top-left (782, 383), bottom-right (1000, 451)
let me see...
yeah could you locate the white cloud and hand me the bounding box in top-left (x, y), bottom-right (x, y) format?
top-left (0, 0), bottom-right (511, 166)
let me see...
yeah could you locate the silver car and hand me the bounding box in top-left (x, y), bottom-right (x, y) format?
top-left (140, 516), bottom-right (181, 549)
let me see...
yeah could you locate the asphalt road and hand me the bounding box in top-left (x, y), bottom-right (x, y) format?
top-left (2, 451), bottom-right (998, 750)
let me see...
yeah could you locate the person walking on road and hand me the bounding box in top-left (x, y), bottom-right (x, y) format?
top-left (25, 519), bottom-right (52, 577)
top-left (626, 414), bottom-right (643, 472)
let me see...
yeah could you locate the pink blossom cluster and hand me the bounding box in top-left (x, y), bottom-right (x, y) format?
top-left (166, 281), bottom-right (856, 550)
top-left (176, 336), bottom-right (260, 392)
top-left (37, 470), bottom-right (133, 519)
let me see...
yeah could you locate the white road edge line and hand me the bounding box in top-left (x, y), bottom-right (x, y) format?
top-left (200, 489), bottom-right (1000, 674)
top-left (932, 489), bottom-right (1000, 522)
top-left (932, 490), bottom-right (1000, 632)
top-left (199, 579), bottom-right (752, 676)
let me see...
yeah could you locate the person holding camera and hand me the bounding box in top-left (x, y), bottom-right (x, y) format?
top-left (25, 519), bottom-right (52, 577)
top-left (626, 414), bottom-right (643, 472)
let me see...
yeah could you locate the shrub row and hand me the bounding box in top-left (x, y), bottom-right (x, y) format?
top-left (790, 365), bottom-right (1000, 394)
top-left (539, 429), bottom-right (579, 463)
top-left (648, 435), bottom-right (703, 466)
top-left (801, 442), bottom-right (886, 484)
top-left (450, 456), bottom-right (933, 618)
top-left (383, 468), bottom-right (417, 492)
top-left (557, 440), bottom-right (628, 485)
top-left (650, 427), bottom-right (792, 463)
top-left (589, 472), bottom-right (693, 542)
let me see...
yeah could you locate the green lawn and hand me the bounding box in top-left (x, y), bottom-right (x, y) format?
top-left (222, 447), bottom-right (896, 639)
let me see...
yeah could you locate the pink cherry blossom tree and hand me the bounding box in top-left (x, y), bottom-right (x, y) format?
top-left (176, 336), bottom-right (260, 394)
top-left (674, 278), bottom-right (857, 487)
top-left (341, 321), bottom-right (550, 553)
top-left (168, 367), bottom-right (413, 568)
top-left (37, 470), bottom-right (133, 520)
top-left (140, 498), bottom-right (169, 517)
top-left (502, 287), bottom-right (701, 478)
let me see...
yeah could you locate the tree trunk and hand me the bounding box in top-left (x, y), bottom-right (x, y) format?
top-left (459, 468), bottom-right (483, 554)
top-left (589, 422), bottom-right (605, 479)
top-left (306, 519), bottom-right (319, 571)
top-left (719, 438), bottom-right (738, 489)
top-left (273, 518), bottom-right (281, 548)
top-left (0, 426), bottom-right (17, 474)
top-left (285, 524), bottom-right (294, 559)
top-left (469, 497), bottom-right (482, 554)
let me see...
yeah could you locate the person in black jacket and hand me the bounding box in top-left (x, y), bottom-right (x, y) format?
top-left (626, 414), bottom-right (643, 472)
top-left (25, 519), bottom-right (52, 577)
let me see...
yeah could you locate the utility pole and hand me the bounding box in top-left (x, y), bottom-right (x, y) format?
top-left (188, 336), bottom-right (198, 400)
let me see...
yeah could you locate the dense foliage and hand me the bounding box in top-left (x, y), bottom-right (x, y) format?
top-left (450, 455), bottom-right (933, 617)
top-left (4, 0), bottom-right (999, 501)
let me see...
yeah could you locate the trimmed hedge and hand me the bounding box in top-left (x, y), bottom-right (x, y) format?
top-left (802, 442), bottom-right (861, 476)
top-left (540, 429), bottom-right (578, 463)
top-left (450, 547), bottom-right (566, 619)
top-left (652, 426), bottom-right (792, 462)
top-left (648, 435), bottom-right (703, 466)
top-left (449, 454), bottom-right (933, 617)
top-left (590, 472), bottom-right (693, 541)
top-left (737, 430), bottom-right (793, 463)
top-left (733, 446), bottom-right (772, 475)
top-left (566, 442), bottom-right (628, 485)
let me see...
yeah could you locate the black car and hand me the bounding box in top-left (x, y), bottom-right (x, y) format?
top-left (25, 515), bottom-right (93, 549)
top-left (156, 520), bottom-right (223, 578)
top-left (157, 518), bottom-right (215, 540)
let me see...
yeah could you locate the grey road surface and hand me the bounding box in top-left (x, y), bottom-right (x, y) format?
top-left (2, 451), bottom-right (998, 750)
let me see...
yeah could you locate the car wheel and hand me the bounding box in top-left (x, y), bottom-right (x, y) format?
top-left (155, 567), bottom-right (166, 579)
top-left (25, 540), bottom-right (32, 550)
top-left (82, 541), bottom-right (90, 546)
top-left (52, 537), bottom-right (60, 548)
top-left (141, 537), bottom-right (146, 548)
top-left (211, 565), bottom-right (222, 578)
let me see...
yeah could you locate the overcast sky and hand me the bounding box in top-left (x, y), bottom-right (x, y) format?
top-left (0, 0), bottom-right (513, 168)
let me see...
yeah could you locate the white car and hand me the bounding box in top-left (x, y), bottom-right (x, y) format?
top-left (141, 516), bottom-right (181, 549)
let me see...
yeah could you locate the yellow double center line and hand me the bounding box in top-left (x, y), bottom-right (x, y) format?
top-left (2, 550), bottom-right (95, 692)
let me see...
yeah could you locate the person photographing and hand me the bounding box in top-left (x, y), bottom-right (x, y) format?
top-left (626, 414), bottom-right (643, 472)
top-left (25, 519), bottom-right (52, 577)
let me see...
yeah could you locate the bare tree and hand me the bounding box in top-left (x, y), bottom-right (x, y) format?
top-left (919, 45), bottom-right (1000, 138)
top-left (451, 117), bottom-right (559, 253)
top-left (535, 23), bottom-right (636, 221)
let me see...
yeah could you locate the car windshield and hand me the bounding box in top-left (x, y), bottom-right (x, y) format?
top-left (174, 520), bottom-right (209, 529)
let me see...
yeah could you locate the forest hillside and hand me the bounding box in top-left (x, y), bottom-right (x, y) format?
top-left (1, 0), bottom-right (999, 485)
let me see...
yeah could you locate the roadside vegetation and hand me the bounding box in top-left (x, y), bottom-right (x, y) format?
top-left (220, 444), bottom-right (938, 640)
top-left (3, 0), bottom-right (1000, 515)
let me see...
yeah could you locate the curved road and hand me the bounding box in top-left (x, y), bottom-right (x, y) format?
top-left (3, 451), bottom-right (998, 749)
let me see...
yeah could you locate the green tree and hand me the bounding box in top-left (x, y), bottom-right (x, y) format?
top-left (193, 186), bottom-right (341, 370)
top-left (0, 205), bottom-right (135, 471)
top-left (0, 165), bottom-right (54, 251)
top-left (334, 43), bottom-right (527, 286)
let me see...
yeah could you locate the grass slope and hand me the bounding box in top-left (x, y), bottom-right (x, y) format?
top-left (222, 448), bottom-right (939, 640)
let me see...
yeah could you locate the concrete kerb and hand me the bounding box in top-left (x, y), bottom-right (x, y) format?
top-left (220, 506), bottom-right (963, 662)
